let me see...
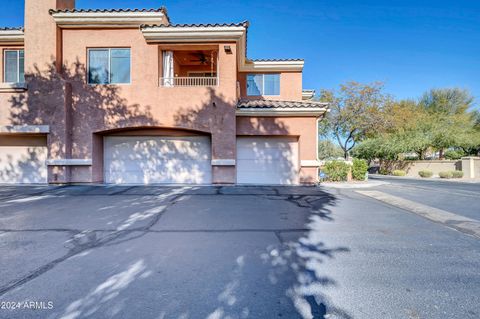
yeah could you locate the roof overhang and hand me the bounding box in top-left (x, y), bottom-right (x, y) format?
top-left (236, 107), bottom-right (328, 117)
top-left (140, 23), bottom-right (304, 72)
top-left (302, 89), bottom-right (316, 100)
top-left (141, 25), bottom-right (247, 43)
top-left (0, 29), bottom-right (24, 44)
top-left (50, 11), bottom-right (167, 28)
top-left (241, 60), bottom-right (304, 72)
top-left (236, 99), bottom-right (328, 117)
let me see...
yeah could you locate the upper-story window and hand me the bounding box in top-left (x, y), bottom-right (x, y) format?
top-left (4, 49), bottom-right (25, 83)
top-left (247, 74), bottom-right (280, 96)
top-left (88, 48), bottom-right (131, 84)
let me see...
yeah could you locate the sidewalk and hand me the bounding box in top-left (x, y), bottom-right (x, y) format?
top-left (369, 174), bottom-right (480, 184)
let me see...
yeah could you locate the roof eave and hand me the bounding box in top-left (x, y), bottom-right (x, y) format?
top-left (50, 11), bottom-right (168, 28)
top-left (140, 25), bottom-right (247, 43)
top-left (240, 60), bottom-right (304, 72)
top-left (0, 30), bottom-right (24, 44)
top-left (236, 107), bottom-right (328, 117)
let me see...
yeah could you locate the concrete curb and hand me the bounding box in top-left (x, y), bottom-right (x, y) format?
top-left (356, 190), bottom-right (480, 239)
top-left (319, 181), bottom-right (389, 189)
top-left (369, 174), bottom-right (480, 184)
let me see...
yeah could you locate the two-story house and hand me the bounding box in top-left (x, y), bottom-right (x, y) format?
top-left (0, 0), bottom-right (327, 185)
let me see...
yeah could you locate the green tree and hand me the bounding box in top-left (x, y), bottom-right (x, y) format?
top-left (419, 88), bottom-right (473, 115)
top-left (317, 140), bottom-right (344, 160)
top-left (354, 89), bottom-right (480, 160)
top-left (419, 88), bottom-right (477, 158)
top-left (319, 81), bottom-right (391, 158)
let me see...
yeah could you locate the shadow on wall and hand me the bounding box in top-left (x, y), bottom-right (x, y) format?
top-left (4, 61), bottom-right (298, 184)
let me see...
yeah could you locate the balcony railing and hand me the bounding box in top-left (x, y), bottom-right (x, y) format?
top-left (160, 77), bottom-right (218, 87)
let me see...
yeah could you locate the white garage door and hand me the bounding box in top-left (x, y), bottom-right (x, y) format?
top-left (104, 136), bottom-right (212, 184)
top-left (0, 136), bottom-right (48, 184)
top-left (237, 137), bottom-right (299, 185)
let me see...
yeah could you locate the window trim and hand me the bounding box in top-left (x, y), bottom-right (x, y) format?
top-left (3, 49), bottom-right (24, 83)
top-left (87, 48), bottom-right (131, 85)
top-left (246, 73), bottom-right (280, 96)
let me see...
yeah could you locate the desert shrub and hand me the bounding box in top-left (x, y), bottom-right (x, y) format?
top-left (451, 170), bottom-right (464, 178)
top-left (439, 171), bottom-right (453, 179)
top-left (352, 158), bottom-right (368, 181)
top-left (379, 167), bottom-right (390, 175)
top-left (323, 160), bottom-right (350, 182)
top-left (418, 170), bottom-right (433, 178)
top-left (444, 150), bottom-right (465, 160)
top-left (392, 170), bottom-right (406, 176)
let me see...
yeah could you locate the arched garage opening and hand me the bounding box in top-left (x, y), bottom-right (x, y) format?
top-left (97, 127), bottom-right (212, 185)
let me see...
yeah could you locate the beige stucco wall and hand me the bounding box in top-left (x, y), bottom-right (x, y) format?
top-left (0, 0), bottom-right (319, 185)
top-left (382, 160), bottom-right (462, 177)
top-left (61, 28), bottom-right (238, 183)
top-left (462, 157), bottom-right (480, 178)
top-left (238, 71), bottom-right (303, 101)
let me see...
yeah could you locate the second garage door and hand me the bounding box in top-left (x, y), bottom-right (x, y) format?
top-left (237, 137), bottom-right (299, 185)
top-left (104, 136), bottom-right (212, 184)
top-left (0, 136), bottom-right (48, 184)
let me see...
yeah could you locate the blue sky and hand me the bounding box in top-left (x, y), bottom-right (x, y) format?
top-left (2, 0), bottom-right (479, 105)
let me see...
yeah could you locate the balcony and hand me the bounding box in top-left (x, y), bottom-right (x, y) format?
top-left (160, 76), bottom-right (218, 87)
top-left (160, 49), bottom-right (218, 87)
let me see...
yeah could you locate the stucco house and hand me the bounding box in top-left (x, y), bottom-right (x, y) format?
top-left (0, 0), bottom-right (328, 185)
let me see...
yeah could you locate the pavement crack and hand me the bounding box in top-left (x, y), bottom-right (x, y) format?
top-left (0, 191), bottom-right (185, 297)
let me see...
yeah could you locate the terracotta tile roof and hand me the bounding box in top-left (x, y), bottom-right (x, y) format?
top-left (249, 58), bottom-right (304, 62)
top-left (140, 21), bottom-right (249, 29)
top-left (49, 7), bottom-right (171, 23)
top-left (237, 99), bottom-right (327, 109)
top-left (0, 27), bottom-right (24, 31)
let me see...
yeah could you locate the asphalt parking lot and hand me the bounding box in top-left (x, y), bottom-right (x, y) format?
top-left (0, 184), bottom-right (479, 319)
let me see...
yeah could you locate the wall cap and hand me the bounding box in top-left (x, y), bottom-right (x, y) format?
top-left (0, 125), bottom-right (48, 134)
top-left (211, 159), bottom-right (236, 166)
top-left (46, 159), bottom-right (92, 166)
top-left (301, 160), bottom-right (321, 167)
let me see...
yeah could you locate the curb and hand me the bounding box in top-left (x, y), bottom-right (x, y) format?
top-left (318, 181), bottom-right (389, 189)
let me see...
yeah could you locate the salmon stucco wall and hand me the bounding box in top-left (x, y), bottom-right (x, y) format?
top-left (238, 71), bottom-right (303, 101)
top-left (61, 28), bottom-right (239, 183)
top-left (236, 116), bottom-right (319, 183)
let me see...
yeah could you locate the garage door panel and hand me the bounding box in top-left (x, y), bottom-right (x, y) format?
top-left (104, 136), bottom-right (212, 184)
top-left (237, 137), bottom-right (299, 185)
top-left (0, 144), bottom-right (47, 184)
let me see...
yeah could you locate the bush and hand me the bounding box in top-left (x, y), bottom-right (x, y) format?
top-left (392, 170), bottom-right (406, 176)
top-left (444, 150), bottom-right (465, 160)
top-left (352, 158), bottom-right (368, 181)
top-left (451, 171), bottom-right (464, 178)
top-left (439, 171), bottom-right (453, 179)
top-left (418, 170), bottom-right (433, 178)
top-left (323, 160), bottom-right (350, 182)
top-left (379, 167), bottom-right (390, 175)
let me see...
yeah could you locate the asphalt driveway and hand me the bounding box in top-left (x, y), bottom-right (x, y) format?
top-left (0, 185), bottom-right (479, 319)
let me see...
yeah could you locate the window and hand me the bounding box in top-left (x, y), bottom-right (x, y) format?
top-left (4, 50), bottom-right (24, 83)
top-left (88, 48), bottom-right (130, 84)
top-left (247, 74), bottom-right (280, 96)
